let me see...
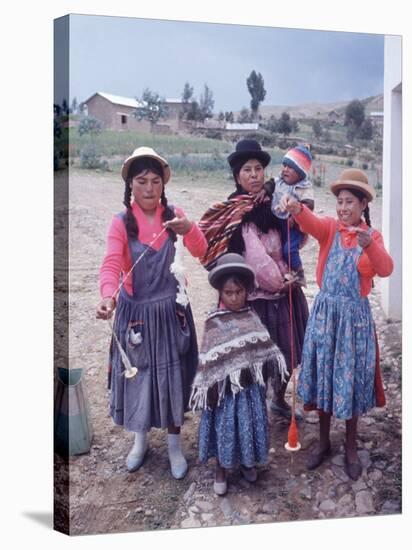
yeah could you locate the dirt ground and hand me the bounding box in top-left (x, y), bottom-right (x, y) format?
top-left (54, 168), bottom-right (401, 536)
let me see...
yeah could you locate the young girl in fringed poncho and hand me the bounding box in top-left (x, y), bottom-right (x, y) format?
top-left (190, 253), bottom-right (288, 496)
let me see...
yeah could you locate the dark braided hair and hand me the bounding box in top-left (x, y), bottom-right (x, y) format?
top-left (123, 180), bottom-right (138, 240)
top-left (123, 157), bottom-right (176, 241)
top-left (338, 188), bottom-right (372, 227)
top-left (160, 188), bottom-right (177, 242)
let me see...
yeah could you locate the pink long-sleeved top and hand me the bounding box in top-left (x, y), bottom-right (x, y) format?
top-left (294, 205), bottom-right (394, 297)
top-left (242, 223), bottom-right (288, 300)
top-left (99, 201), bottom-right (207, 299)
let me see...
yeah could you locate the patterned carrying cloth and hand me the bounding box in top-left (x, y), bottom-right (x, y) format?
top-left (190, 307), bottom-right (288, 410)
top-left (198, 194), bottom-right (256, 270)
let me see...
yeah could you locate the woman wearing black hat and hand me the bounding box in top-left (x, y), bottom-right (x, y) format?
top-left (199, 139), bottom-right (309, 419)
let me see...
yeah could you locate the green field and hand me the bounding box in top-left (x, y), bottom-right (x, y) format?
top-left (58, 127), bottom-right (381, 191)
top-left (65, 128), bottom-right (285, 175)
top-left (68, 128), bottom-right (233, 156)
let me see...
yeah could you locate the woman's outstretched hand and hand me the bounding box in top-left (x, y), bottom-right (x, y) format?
top-left (163, 213), bottom-right (193, 235)
top-left (279, 195), bottom-right (302, 216)
top-left (348, 226), bottom-right (372, 248)
top-left (96, 297), bottom-right (116, 320)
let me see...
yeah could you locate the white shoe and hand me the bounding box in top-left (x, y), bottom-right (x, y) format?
top-left (167, 433), bottom-right (188, 479)
top-left (213, 480), bottom-right (227, 496)
top-left (126, 432), bottom-right (148, 472)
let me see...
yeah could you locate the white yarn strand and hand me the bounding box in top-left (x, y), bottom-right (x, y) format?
top-left (170, 235), bottom-right (189, 307)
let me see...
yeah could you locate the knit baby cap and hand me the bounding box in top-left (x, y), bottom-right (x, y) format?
top-left (282, 145), bottom-right (312, 180)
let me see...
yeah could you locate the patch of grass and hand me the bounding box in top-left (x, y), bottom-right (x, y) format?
top-left (69, 129), bottom-right (233, 157)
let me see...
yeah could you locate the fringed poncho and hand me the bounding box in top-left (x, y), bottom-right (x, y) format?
top-left (190, 307), bottom-right (288, 410)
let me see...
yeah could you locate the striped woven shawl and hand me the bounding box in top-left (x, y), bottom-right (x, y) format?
top-left (198, 194), bottom-right (255, 270)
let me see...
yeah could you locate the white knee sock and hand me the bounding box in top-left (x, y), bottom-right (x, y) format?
top-left (167, 433), bottom-right (188, 479)
top-left (126, 431), bottom-right (148, 472)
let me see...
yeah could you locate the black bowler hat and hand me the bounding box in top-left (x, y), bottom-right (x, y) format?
top-left (227, 139), bottom-right (271, 169)
top-left (208, 253), bottom-right (255, 290)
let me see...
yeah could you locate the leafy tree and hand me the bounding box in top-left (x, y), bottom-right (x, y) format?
top-left (246, 70), bottom-right (266, 120)
top-left (358, 118), bottom-right (374, 141)
top-left (199, 84), bottom-right (214, 121)
top-left (265, 115), bottom-right (278, 133)
top-left (277, 112), bottom-right (293, 137)
top-left (237, 107), bottom-right (253, 123)
top-left (344, 99), bottom-right (365, 130)
top-left (218, 111), bottom-right (225, 121)
top-left (225, 111), bottom-right (234, 123)
top-left (292, 119), bottom-right (299, 133)
top-left (181, 82), bottom-right (194, 119)
top-left (182, 82), bottom-right (194, 103)
top-left (312, 119), bottom-right (323, 139)
top-left (133, 88), bottom-right (169, 130)
top-left (78, 115), bottom-right (103, 136)
top-left (78, 115), bottom-right (104, 170)
top-left (186, 100), bottom-right (202, 122)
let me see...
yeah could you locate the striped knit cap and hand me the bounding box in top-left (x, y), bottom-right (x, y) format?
top-left (282, 145), bottom-right (312, 180)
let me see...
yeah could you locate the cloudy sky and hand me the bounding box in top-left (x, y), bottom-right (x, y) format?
top-left (55, 14), bottom-right (384, 112)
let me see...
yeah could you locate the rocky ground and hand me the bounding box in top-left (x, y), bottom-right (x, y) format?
top-left (54, 168), bottom-right (401, 536)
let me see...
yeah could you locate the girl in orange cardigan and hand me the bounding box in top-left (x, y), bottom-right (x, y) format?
top-left (280, 169), bottom-right (393, 481)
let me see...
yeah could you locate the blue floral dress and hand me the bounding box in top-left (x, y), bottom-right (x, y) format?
top-left (297, 229), bottom-right (377, 420)
top-left (198, 383), bottom-right (269, 469)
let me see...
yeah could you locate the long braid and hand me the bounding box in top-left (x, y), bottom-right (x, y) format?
top-left (161, 189), bottom-right (177, 242)
top-left (363, 205), bottom-right (371, 227)
top-left (123, 181), bottom-right (139, 240)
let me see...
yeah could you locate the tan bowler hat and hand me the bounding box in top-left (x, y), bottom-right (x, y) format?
top-left (121, 146), bottom-right (171, 183)
top-left (330, 169), bottom-right (375, 202)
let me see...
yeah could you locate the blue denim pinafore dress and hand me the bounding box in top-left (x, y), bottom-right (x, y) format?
top-left (109, 214), bottom-right (198, 431)
top-left (297, 229), bottom-right (376, 419)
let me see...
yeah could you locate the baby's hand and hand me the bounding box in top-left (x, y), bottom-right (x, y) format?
top-left (254, 188), bottom-right (269, 204)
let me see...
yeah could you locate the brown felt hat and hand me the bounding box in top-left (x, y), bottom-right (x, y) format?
top-left (330, 168), bottom-right (375, 202)
top-left (121, 146), bottom-right (171, 183)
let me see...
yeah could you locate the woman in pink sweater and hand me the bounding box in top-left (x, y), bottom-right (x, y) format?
top-left (96, 147), bottom-right (207, 479)
top-left (281, 169), bottom-right (393, 480)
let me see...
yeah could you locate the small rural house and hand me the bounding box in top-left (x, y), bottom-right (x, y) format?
top-left (327, 110), bottom-right (342, 123)
top-left (82, 92), bottom-right (185, 133)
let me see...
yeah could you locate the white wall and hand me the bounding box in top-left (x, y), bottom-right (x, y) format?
top-left (381, 35), bottom-right (402, 319)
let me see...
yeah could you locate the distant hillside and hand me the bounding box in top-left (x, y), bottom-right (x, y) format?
top-left (237, 94), bottom-right (383, 120)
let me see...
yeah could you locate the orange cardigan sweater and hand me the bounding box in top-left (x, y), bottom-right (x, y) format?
top-left (294, 205), bottom-right (393, 297)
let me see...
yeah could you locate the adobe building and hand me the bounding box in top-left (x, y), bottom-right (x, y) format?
top-left (82, 92), bottom-right (185, 133)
